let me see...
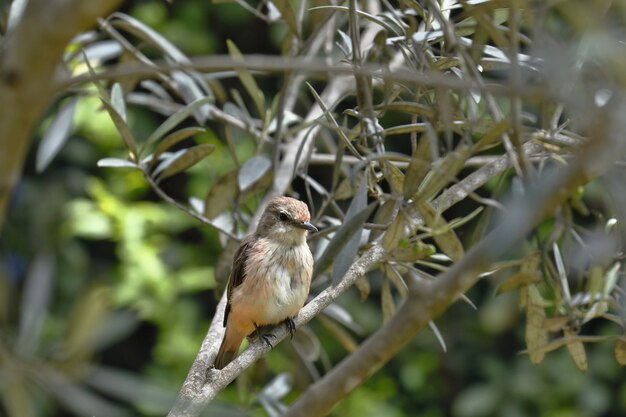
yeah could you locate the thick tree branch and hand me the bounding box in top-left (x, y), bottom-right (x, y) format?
top-left (282, 108), bottom-right (624, 417)
top-left (0, 0), bottom-right (122, 232)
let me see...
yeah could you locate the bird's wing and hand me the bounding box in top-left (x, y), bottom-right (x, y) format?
top-left (223, 235), bottom-right (253, 327)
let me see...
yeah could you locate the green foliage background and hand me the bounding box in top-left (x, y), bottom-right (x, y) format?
top-left (1, 1), bottom-right (625, 416)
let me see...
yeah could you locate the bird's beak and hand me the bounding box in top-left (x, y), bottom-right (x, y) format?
top-left (297, 221), bottom-right (318, 233)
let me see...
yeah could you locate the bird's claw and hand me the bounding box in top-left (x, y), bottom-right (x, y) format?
top-left (284, 318), bottom-right (296, 339)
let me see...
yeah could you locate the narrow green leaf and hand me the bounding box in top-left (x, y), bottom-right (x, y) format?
top-left (473, 119), bottom-right (510, 152)
top-left (100, 100), bottom-right (138, 161)
top-left (615, 336), bottom-right (626, 366)
top-left (564, 328), bottom-right (588, 372)
top-left (382, 208), bottom-right (409, 252)
top-left (154, 144), bottom-right (215, 181)
top-left (143, 96), bottom-right (213, 154)
top-left (271, 0), bottom-right (300, 38)
top-left (151, 127), bottom-right (205, 167)
top-left (381, 277), bottom-right (395, 323)
top-left (110, 83), bottom-right (126, 122)
top-left (383, 161), bottom-right (405, 195)
top-left (403, 135), bottom-right (432, 198)
top-left (204, 170), bottom-right (238, 219)
top-left (417, 202), bottom-right (465, 262)
top-left (496, 271), bottom-right (542, 294)
top-left (315, 201), bottom-right (378, 279)
top-left (36, 98), bottom-right (78, 173)
top-left (309, 6), bottom-right (401, 35)
top-left (525, 285), bottom-right (548, 364)
top-left (226, 40), bottom-right (265, 117)
top-left (414, 145), bottom-right (471, 203)
top-left (97, 158), bottom-right (139, 169)
top-left (331, 175), bottom-right (371, 285)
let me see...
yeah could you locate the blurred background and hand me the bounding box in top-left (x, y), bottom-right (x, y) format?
top-left (1, 0), bottom-right (626, 416)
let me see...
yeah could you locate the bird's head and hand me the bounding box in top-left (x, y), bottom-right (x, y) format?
top-left (256, 196), bottom-right (317, 245)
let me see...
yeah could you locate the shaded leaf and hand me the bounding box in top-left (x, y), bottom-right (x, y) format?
top-left (383, 161), bottom-right (405, 195)
top-left (331, 176), bottom-right (371, 285)
top-left (383, 263), bottom-right (408, 298)
top-left (403, 135), bottom-right (433, 198)
top-left (154, 144), bottom-right (215, 181)
top-left (309, 6), bottom-right (401, 35)
top-left (238, 155), bottom-right (272, 191)
top-left (292, 327), bottom-right (321, 362)
top-left (414, 145), bottom-right (471, 203)
top-left (318, 315), bottom-right (358, 352)
top-left (524, 285), bottom-right (547, 364)
top-left (227, 40), bottom-right (265, 117)
top-left (151, 127), bottom-right (205, 167)
top-left (16, 252), bottom-right (54, 355)
top-left (36, 98), bottom-right (78, 173)
top-left (496, 271), bottom-right (542, 294)
top-left (417, 202), bottom-right (465, 262)
top-left (370, 198), bottom-right (399, 241)
top-left (204, 171), bottom-right (238, 219)
top-left (564, 328), bottom-right (588, 372)
top-left (272, 0), bottom-right (300, 37)
top-left (354, 275), bottom-right (371, 301)
top-left (429, 320), bottom-right (447, 352)
top-left (382, 208), bottom-right (409, 251)
top-left (143, 96), bottom-right (213, 153)
top-left (381, 277), bottom-right (396, 322)
top-left (473, 119), bottom-right (510, 152)
top-left (543, 316), bottom-right (570, 332)
top-left (315, 202), bottom-right (378, 279)
top-left (615, 336), bottom-right (626, 366)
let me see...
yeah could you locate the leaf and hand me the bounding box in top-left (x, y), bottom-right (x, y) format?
top-left (16, 252), bottom-right (54, 355)
top-left (417, 202), bottom-right (464, 262)
top-left (227, 40), bottom-right (265, 117)
top-left (204, 171), bottom-right (238, 219)
top-left (564, 328), bottom-right (588, 372)
top-left (414, 145), bottom-right (471, 203)
top-left (143, 96), bottom-right (213, 153)
top-left (110, 83), bottom-right (126, 122)
top-left (524, 285), bottom-right (548, 365)
top-left (97, 158), bottom-right (139, 169)
top-left (382, 208), bottom-right (409, 251)
top-left (496, 271), bottom-right (542, 294)
top-left (331, 176), bottom-right (372, 285)
top-left (271, 0), bottom-right (300, 37)
top-left (370, 198), bottom-right (399, 241)
top-left (238, 155), bottom-right (272, 191)
top-left (318, 315), bottom-right (358, 352)
top-left (110, 12), bottom-right (189, 62)
top-left (403, 134), bottom-right (433, 198)
top-left (151, 127), bottom-right (205, 167)
top-left (36, 98), bottom-right (78, 173)
top-left (543, 316), bottom-right (570, 332)
top-left (153, 144), bottom-right (215, 181)
top-left (615, 336), bottom-right (626, 366)
top-left (100, 100), bottom-right (138, 160)
top-left (354, 275), bottom-right (371, 301)
top-left (381, 277), bottom-right (396, 323)
top-left (309, 6), bottom-right (402, 35)
top-left (473, 119), bottom-right (510, 152)
top-left (383, 161), bottom-right (405, 195)
top-left (383, 263), bottom-right (408, 298)
top-left (315, 201), bottom-right (378, 280)
top-left (389, 240), bottom-right (436, 262)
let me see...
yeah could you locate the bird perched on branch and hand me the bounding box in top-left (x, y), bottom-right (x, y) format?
top-left (214, 196), bottom-right (317, 370)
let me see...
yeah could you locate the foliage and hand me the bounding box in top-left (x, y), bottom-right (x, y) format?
top-left (2, 0), bottom-right (626, 416)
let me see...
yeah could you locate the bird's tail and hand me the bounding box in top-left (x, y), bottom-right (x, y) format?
top-left (214, 326), bottom-right (243, 370)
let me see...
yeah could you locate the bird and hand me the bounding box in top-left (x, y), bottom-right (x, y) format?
top-left (214, 196), bottom-right (317, 370)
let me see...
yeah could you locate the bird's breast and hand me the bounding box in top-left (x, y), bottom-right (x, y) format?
top-left (231, 239), bottom-right (313, 326)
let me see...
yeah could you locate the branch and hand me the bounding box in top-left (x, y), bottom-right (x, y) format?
top-left (166, 136), bottom-right (545, 416)
top-left (282, 110), bottom-right (623, 417)
top-left (0, 0), bottom-right (123, 232)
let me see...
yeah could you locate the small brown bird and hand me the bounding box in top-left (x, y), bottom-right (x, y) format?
top-left (214, 196), bottom-right (317, 369)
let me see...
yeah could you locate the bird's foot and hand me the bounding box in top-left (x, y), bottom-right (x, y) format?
top-left (252, 322), bottom-right (275, 348)
top-left (283, 318), bottom-right (296, 339)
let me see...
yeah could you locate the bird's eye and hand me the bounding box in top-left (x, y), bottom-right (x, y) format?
top-left (279, 212), bottom-right (289, 221)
